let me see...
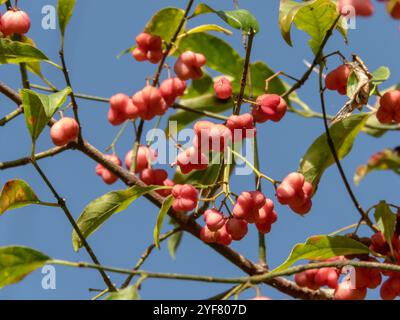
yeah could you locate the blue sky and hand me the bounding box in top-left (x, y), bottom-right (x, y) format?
top-left (1, 0), bottom-right (400, 300)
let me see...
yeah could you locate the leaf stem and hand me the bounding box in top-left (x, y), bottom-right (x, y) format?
top-left (0, 145), bottom-right (70, 170)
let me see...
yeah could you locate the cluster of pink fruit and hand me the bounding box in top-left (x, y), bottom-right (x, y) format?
top-left (200, 192), bottom-right (278, 246)
top-left (294, 227), bottom-right (400, 300)
top-left (295, 256), bottom-right (382, 300)
top-left (108, 33), bottom-right (206, 125)
top-left (198, 173), bottom-right (313, 246)
top-left (325, 64), bottom-right (400, 125)
top-left (0, 7), bottom-right (30, 37)
top-left (369, 230), bottom-right (400, 300)
top-left (339, 0), bottom-right (400, 19)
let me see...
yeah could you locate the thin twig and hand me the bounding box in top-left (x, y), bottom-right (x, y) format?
top-left (52, 258), bottom-right (400, 286)
top-left (234, 30), bottom-right (255, 115)
top-left (172, 103), bottom-right (229, 121)
top-left (0, 145), bottom-right (70, 170)
top-left (254, 135), bottom-right (267, 269)
top-left (0, 106), bottom-right (23, 126)
top-left (120, 228), bottom-right (182, 289)
top-left (31, 84), bottom-right (110, 103)
top-left (59, 51), bottom-right (84, 143)
top-left (30, 159), bottom-right (116, 292)
top-left (317, 63), bottom-right (378, 232)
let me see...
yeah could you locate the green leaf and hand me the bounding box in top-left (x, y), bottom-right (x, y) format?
top-left (179, 24), bottom-right (233, 38)
top-left (299, 113), bottom-right (370, 192)
top-left (374, 201), bottom-right (397, 253)
top-left (0, 180), bottom-right (41, 215)
top-left (371, 66), bottom-right (391, 85)
top-left (0, 38), bottom-right (48, 65)
top-left (168, 231), bottom-right (183, 260)
top-left (354, 148), bottom-right (400, 185)
top-left (294, 0), bottom-right (338, 55)
top-left (72, 185), bottom-right (166, 251)
top-left (57, 0), bottom-right (76, 41)
top-left (21, 87), bottom-right (71, 142)
top-left (153, 195), bottom-right (174, 250)
top-left (144, 7), bottom-right (185, 43)
top-left (192, 4), bottom-right (259, 33)
top-left (272, 235), bottom-right (370, 273)
top-left (107, 285), bottom-right (140, 300)
top-left (0, 246), bottom-right (50, 288)
top-left (279, 0), bottom-right (344, 54)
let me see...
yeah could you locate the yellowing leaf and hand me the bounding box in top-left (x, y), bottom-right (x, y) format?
top-left (0, 180), bottom-right (40, 215)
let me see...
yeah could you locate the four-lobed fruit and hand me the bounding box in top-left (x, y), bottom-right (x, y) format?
top-left (338, 0), bottom-right (374, 17)
top-left (95, 154), bottom-right (122, 185)
top-left (252, 94), bottom-right (287, 123)
top-left (255, 199), bottom-right (278, 234)
top-left (125, 146), bottom-right (157, 173)
top-left (159, 77), bottom-right (187, 106)
top-left (276, 172), bottom-right (313, 215)
top-left (140, 168), bottom-right (174, 197)
top-left (50, 117), bottom-right (79, 146)
top-left (132, 86), bottom-right (168, 121)
top-left (175, 146), bottom-right (208, 174)
top-left (376, 90), bottom-right (400, 124)
top-left (132, 32), bottom-right (163, 64)
top-left (295, 262), bottom-right (340, 291)
top-left (226, 113), bottom-right (256, 141)
top-left (325, 64), bottom-right (351, 95)
top-left (226, 218), bottom-right (248, 241)
top-left (233, 191), bottom-right (266, 223)
top-left (174, 51), bottom-right (206, 81)
top-left (214, 77), bottom-right (233, 100)
top-left (204, 209), bottom-right (226, 232)
top-left (108, 93), bottom-right (138, 126)
top-left (171, 184), bottom-right (198, 212)
top-left (193, 120), bottom-right (232, 153)
top-left (0, 9), bottom-right (31, 37)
